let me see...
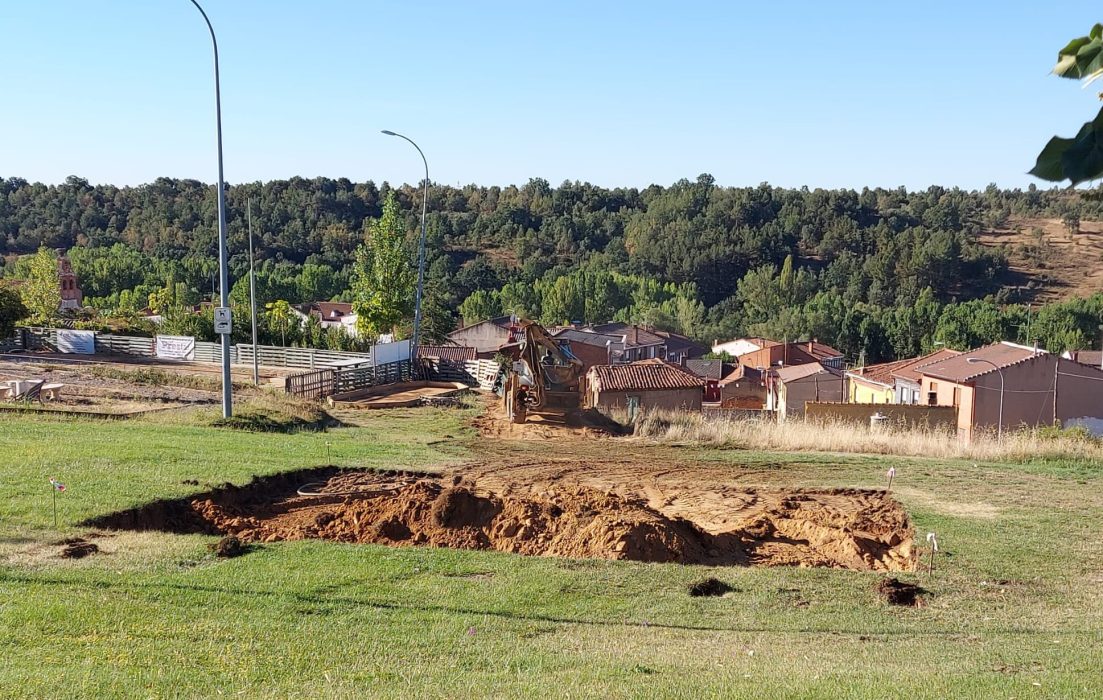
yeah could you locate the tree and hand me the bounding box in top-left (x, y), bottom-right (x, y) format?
top-left (1030, 24), bottom-right (1103, 185)
top-left (351, 193), bottom-right (415, 340)
top-left (459, 289), bottom-right (500, 326)
top-left (19, 248), bottom-right (61, 324)
top-left (0, 285), bottom-right (28, 337)
top-left (265, 299), bottom-right (296, 346)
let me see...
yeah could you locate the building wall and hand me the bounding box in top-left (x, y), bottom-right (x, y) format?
top-left (559, 340), bottom-right (610, 371)
top-left (779, 373), bottom-right (847, 420)
top-left (849, 377), bottom-right (894, 404)
top-left (921, 355), bottom-right (1103, 439)
top-left (895, 379), bottom-right (921, 405)
top-left (720, 378), bottom-right (766, 408)
top-left (448, 322), bottom-right (511, 354)
top-left (592, 387), bottom-right (702, 412)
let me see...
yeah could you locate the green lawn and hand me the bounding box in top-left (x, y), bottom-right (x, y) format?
top-left (2, 408), bottom-right (1101, 699)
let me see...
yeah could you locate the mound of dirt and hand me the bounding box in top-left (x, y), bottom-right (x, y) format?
top-left (89, 466), bottom-right (916, 571)
top-left (210, 535), bottom-right (248, 558)
top-left (471, 395), bottom-right (629, 439)
top-left (876, 577), bottom-right (926, 606)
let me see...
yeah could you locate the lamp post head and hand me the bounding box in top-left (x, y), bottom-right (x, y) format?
top-left (966, 358), bottom-right (980, 364)
top-left (381, 130), bottom-right (397, 136)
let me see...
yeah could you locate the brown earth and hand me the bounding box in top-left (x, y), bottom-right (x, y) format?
top-left (978, 216), bottom-right (1103, 302)
top-left (471, 395), bottom-right (630, 439)
top-left (89, 462), bottom-right (915, 571)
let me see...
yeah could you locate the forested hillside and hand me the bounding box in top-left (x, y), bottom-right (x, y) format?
top-left (3, 174), bottom-right (1103, 363)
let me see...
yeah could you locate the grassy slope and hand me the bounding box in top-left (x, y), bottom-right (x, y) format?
top-left (1, 410), bottom-right (1101, 699)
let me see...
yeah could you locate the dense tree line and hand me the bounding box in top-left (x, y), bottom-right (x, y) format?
top-left (2, 174), bottom-right (1103, 360)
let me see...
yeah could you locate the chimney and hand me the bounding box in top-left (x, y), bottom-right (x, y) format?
top-left (807, 341), bottom-right (814, 352)
top-left (1033, 340), bottom-right (1039, 355)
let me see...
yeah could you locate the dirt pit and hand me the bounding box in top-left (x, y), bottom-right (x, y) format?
top-left (89, 465), bottom-right (915, 571)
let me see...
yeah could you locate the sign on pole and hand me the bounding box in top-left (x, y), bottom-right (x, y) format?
top-left (214, 307), bottom-right (232, 335)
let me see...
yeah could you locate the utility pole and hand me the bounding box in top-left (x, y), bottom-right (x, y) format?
top-left (189, 0), bottom-right (233, 418)
top-left (248, 199), bottom-right (259, 385)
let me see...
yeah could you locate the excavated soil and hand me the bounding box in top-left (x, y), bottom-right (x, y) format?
top-left (89, 463), bottom-right (916, 571)
top-left (471, 396), bottom-right (630, 439)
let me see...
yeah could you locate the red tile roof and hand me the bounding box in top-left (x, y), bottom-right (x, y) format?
top-left (917, 343), bottom-right (1044, 383)
top-left (1067, 350), bottom-right (1103, 368)
top-left (417, 345), bottom-right (477, 362)
top-left (849, 348), bottom-right (963, 387)
top-left (889, 348), bottom-right (963, 383)
top-left (588, 359), bottom-right (704, 392)
top-left (775, 362), bottom-right (842, 383)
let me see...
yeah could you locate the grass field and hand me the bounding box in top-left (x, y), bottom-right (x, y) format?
top-left (2, 405), bottom-right (1102, 699)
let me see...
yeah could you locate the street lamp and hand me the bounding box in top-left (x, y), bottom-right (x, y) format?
top-left (381, 130), bottom-right (429, 362)
top-left (967, 357), bottom-right (1004, 440)
top-left (189, 0), bottom-right (233, 418)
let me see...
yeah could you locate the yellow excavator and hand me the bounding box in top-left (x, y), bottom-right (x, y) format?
top-left (500, 320), bottom-right (585, 424)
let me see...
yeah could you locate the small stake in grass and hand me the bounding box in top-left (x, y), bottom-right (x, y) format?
top-left (325, 441), bottom-right (331, 462)
top-left (886, 466), bottom-right (896, 491)
top-left (926, 532), bottom-right (939, 577)
top-left (49, 477), bottom-right (66, 528)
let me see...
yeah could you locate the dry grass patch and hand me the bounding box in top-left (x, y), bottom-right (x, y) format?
top-left (627, 409), bottom-right (1103, 463)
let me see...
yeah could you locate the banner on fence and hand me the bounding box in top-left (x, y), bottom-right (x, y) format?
top-left (56, 329), bottom-right (95, 354)
top-left (155, 335), bottom-right (196, 361)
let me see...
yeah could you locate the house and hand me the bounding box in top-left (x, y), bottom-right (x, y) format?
top-left (446, 315), bottom-right (522, 355)
top-left (58, 256), bottom-right (82, 310)
top-left (711, 337), bottom-right (772, 358)
top-left (556, 322), bottom-right (706, 364)
top-left (294, 302), bottom-right (358, 336)
top-left (551, 328), bottom-right (626, 368)
top-left (718, 364), bottom-right (768, 408)
top-left (684, 358), bottom-right (725, 402)
top-left (846, 348), bottom-right (962, 404)
top-left (735, 339), bottom-right (845, 371)
top-left (770, 363), bottom-right (847, 421)
top-left (589, 323), bottom-right (668, 362)
top-left (652, 329), bottom-right (708, 364)
top-left (888, 348), bottom-right (962, 404)
top-left (586, 359), bottom-right (704, 412)
top-left (917, 341), bottom-right (1103, 439)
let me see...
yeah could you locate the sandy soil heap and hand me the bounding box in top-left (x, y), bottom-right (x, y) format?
top-left (91, 465), bottom-right (915, 571)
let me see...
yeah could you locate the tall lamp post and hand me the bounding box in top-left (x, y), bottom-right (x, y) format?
top-left (381, 130), bottom-right (429, 361)
top-left (967, 357), bottom-right (1004, 441)
top-left (189, 0), bottom-right (233, 418)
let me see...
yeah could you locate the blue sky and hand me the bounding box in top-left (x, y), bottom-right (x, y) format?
top-left (1, 1), bottom-right (1099, 190)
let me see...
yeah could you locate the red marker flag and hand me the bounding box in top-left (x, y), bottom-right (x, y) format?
top-left (49, 478), bottom-right (66, 492)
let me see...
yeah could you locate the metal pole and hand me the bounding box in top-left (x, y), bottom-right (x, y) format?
top-left (248, 199), bottom-right (259, 385)
top-left (996, 367), bottom-right (1004, 442)
top-left (381, 130), bottom-right (428, 362)
top-left (189, 0), bottom-right (232, 418)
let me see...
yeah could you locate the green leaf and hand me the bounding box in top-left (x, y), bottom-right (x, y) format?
top-left (1054, 30), bottom-right (1103, 79)
top-left (1030, 106), bottom-right (1103, 185)
top-left (1030, 136), bottom-right (1075, 181)
top-left (1062, 109), bottom-right (1103, 184)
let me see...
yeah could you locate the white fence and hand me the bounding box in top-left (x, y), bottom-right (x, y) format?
top-left (7, 327), bottom-right (408, 371)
